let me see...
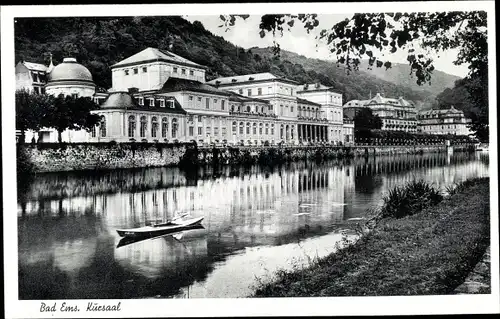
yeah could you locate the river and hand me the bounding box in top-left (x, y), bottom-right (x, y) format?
top-left (17, 152), bottom-right (489, 299)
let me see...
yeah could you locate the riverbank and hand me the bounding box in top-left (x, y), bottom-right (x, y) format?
top-left (17, 142), bottom-right (474, 173)
top-left (253, 177), bottom-right (490, 297)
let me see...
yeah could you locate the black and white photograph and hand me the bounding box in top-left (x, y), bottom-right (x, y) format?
top-left (2, 1), bottom-right (498, 318)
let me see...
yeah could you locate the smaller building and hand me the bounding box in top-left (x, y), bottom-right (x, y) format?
top-left (418, 106), bottom-right (472, 136)
top-left (343, 93), bottom-right (418, 132)
top-left (15, 61), bottom-right (51, 94)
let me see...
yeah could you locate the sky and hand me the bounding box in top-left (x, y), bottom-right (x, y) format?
top-left (184, 14), bottom-right (470, 78)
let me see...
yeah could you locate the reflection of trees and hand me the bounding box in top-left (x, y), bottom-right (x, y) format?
top-left (22, 167), bottom-right (187, 202)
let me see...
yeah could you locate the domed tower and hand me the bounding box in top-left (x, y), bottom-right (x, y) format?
top-left (45, 57), bottom-right (95, 97)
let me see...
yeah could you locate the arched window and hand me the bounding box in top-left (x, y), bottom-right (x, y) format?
top-left (265, 123), bottom-right (269, 135)
top-left (247, 105), bottom-right (251, 112)
top-left (171, 118), bottom-right (178, 138)
top-left (253, 123), bottom-right (257, 135)
top-left (128, 115), bottom-right (136, 138)
top-left (161, 117), bottom-right (168, 138)
top-left (239, 122), bottom-right (244, 134)
top-left (246, 123), bottom-right (250, 134)
top-left (271, 124), bottom-right (275, 135)
top-left (140, 116), bottom-right (147, 138)
top-left (232, 121), bottom-right (237, 133)
top-left (280, 124), bottom-right (284, 139)
top-left (91, 125), bottom-right (96, 138)
top-left (151, 116), bottom-right (158, 138)
top-left (259, 123), bottom-right (263, 135)
top-left (100, 116), bottom-right (107, 137)
top-left (231, 105), bottom-right (235, 112)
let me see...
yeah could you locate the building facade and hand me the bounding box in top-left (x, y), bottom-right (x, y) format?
top-left (417, 106), bottom-right (472, 136)
top-left (17, 47), bottom-right (355, 145)
top-left (15, 61), bottom-right (51, 94)
top-left (343, 93), bottom-right (418, 132)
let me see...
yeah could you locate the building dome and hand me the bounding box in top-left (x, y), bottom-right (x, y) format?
top-left (48, 58), bottom-right (93, 83)
top-left (101, 92), bottom-right (137, 109)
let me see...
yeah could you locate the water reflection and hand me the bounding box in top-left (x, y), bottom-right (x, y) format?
top-left (18, 152), bottom-right (489, 299)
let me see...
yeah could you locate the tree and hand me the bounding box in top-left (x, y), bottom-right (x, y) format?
top-left (222, 12), bottom-right (488, 141)
top-left (41, 94), bottom-right (101, 143)
top-left (15, 89), bottom-right (53, 144)
top-left (354, 107), bottom-right (383, 132)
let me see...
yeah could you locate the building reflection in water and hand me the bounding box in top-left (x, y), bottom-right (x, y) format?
top-left (18, 152), bottom-right (489, 299)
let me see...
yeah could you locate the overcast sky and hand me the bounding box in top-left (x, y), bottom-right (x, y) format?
top-left (184, 14), bottom-right (470, 78)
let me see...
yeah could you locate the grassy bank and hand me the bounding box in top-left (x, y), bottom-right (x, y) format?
top-left (254, 178), bottom-right (490, 296)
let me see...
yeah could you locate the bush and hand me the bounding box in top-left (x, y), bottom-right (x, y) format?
top-left (380, 180), bottom-right (443, 218)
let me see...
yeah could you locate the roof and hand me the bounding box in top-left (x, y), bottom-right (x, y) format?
top-left (296, 83), bottom-right (336, 92)
top-left (208, 72), bottom-right (300, 86)
top-left (101, 92), bottom-right (137, 109)
top-left (48, 58), bottom-right (93, 83)
top-left (419, 106), bottom-right (464, 116)
top-left (343, 99), bottom-right (370, 108)
top-left (343, 93), bottom-right (414, 108)
top-left (296, 97), bottom-right (321, 107)
top-left (22, 62), bottom-right (48, 72)
top-left (228, 91), bottom-right (270, 104)
top-left (100, 91), bottom-right (186, 115)
top-left (111, 47), bottom-right (206, 69)
top-left (159, 77), bottom-right (232, 96)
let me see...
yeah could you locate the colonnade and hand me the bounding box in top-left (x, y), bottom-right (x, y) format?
top-left (297, 124), bottom-right (328, 142)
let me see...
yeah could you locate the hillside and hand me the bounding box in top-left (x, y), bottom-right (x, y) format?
top-left (358, 60), bottom-right (461, 98)
top-left (16, 16), bottom-right (436, 106)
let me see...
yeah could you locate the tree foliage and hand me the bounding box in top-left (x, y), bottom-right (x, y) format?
top-left (15, 89), bottom-right (53, 143)
top-left (353, 107), bottom-right (383, 132)
top-left (42, 94), bottom-right (101, 142)
top-left (15, 90), bottom-right (101, 143)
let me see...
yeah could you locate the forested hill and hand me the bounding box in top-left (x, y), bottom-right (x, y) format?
top-left (358, 60), bottom-right (461, 98)
top-left (16, 16), bottom-right (443, 105)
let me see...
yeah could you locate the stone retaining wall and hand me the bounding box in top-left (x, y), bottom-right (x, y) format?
top-left (18, 143), bottom-right (470, 173)
top-left (17, 143), bottom-right (187, 173)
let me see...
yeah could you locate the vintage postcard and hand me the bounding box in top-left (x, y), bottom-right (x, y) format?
top-left (2, 1), bottom-right (498, 318)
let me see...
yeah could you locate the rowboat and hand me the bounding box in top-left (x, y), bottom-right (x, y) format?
top-left (116, 217), bottom-right (204, 238)
top-left (116, 224), bottom-right (205, 248)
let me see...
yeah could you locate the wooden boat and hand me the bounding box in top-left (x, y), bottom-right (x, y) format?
top-left (116, 217), bottom-right (204, 238)
top-left (116, 224), bottom-right (205, 248)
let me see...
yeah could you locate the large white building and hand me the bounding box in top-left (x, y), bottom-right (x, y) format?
top-left (417, 106), bottom-right (473, 136)
top-left (343, 93), bottom-right (418, 132)
top-left (17, 47), bottom-right (355, 145)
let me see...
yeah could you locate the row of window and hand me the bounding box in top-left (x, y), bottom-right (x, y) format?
top-left (137, 97), bottom-right (175, 108)
top-left (187, 95), bottom-right (226, 110)
top-left (123, 66), bottom-right (197, 77)
top-left (127, 116), bottom-right (179, 138)
top-left (422, 125), bottom-right (462, 130)
top-left (236, 86), bottom-right (294, 97)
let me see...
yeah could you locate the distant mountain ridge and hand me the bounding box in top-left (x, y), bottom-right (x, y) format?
top-left (358, 60), bottom-right (461, 98)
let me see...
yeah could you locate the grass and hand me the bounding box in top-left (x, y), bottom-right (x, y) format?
top-left (253, 177), bottom-right (490, 297)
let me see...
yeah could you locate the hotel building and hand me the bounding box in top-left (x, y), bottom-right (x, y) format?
top-left (417, 106), bottom-right (472, 136)
top-left (343, 93), bottom-right (418, 132)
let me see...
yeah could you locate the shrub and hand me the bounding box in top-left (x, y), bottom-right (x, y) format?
top-left (380, 180), bottom-right (443, 218)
